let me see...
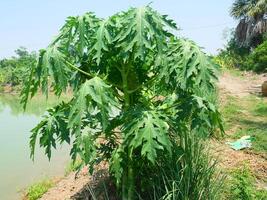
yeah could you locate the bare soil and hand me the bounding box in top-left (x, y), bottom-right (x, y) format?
top-left (218, 70), bottom-right (267, 97)
top-left (38, 163), bottom-right (116, 200)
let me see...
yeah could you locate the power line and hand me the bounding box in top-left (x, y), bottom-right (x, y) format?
top-left (182, 22), bottom-right (234, 31)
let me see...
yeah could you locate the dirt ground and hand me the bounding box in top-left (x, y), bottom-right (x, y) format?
top-left (39, 170), bottom-right (90, 200)
top-left (39, 163), bottom-right (110, 200)
top-left (218, 70), bottom-right (267, 97)
top-left (38, 70), bottom-right (267, 199)
top-left (216, 70), bottom-right (267, 188)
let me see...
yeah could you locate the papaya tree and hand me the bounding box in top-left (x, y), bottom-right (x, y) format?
top-left (21, 6), bottom-right (223, 199)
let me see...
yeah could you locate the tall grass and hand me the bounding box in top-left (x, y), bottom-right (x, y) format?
top-left (82, 131), bottom-right (224, 200)
top-left (137, 131), bottom-right (225, 200)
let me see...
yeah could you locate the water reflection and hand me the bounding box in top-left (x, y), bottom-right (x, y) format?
top-left (0, 94), bottom-right (70, 200)
top-left (0, 94), bottom-right (70, 116)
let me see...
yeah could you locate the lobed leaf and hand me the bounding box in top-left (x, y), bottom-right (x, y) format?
top-left (30, 102), bottom-right (70, 160)
top-left (115, 6), bottom-right (177, 60)
top-left (69, 77), bottom-right (120, 133)
top-left (123, 110), bottom-right (172, 163)
top-left (159, 38), bottom-right (219, 95)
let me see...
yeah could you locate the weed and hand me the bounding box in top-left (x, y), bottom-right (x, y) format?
top-left (220, 95), bottom-right (243, 130)
top-left (228, 165), bottom-right (267, 200)
top-left (253, 100), bottom-right (267, 117)
top-left (26, 178), bottom-right (54, 200)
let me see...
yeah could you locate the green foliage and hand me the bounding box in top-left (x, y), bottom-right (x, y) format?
top-left (140, 132), bottom-right (224, 200)
top-left (230, 0), bottom-right (267, 47)
top-left (228, 165), bottom-right (267, 200)
top-left (0, 47), bottom-right (36, 89)
top-left (123, 110), bottom-right (172, 163)
top-left (254, 100), bottom-right (267, 117)
top-left (231, 0), bottom-right (267, 19)
top-left (215, 29), bottom-right (267, 73)
top-left (215, 31), bottom-right (249, 70)
top-left (161, 39), bottom-right (219, 93)
top-left (217, 1), bottom-right (267, 71)
top-left (245, 40), bottom-right (267, 72)
top-left (22, 5), bottom-right (223, 199)
top-left (26, 179), bottom-right (54, 200)
top-left (64, 159), bottom-right (83, 176)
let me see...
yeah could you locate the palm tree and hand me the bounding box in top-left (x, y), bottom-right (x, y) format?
top-left (231, 0), bottom-right (267, 47)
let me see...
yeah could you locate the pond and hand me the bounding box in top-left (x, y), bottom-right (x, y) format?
top-left (0, 94), bottom-right (70, 200)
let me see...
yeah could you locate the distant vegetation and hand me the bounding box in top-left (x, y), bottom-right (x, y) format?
top-left (0, 94), bottom-right (71, 116)
top-left (0, 47), bottom-right (36, 91)
top-left (216, 0), bottom-right (267, 73)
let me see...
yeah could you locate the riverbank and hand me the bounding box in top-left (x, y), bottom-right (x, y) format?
top-left (23, 162), bottom-right (113, 200)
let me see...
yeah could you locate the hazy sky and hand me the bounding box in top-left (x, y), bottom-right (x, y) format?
top-left (0, 0), bottom-right (236, 58)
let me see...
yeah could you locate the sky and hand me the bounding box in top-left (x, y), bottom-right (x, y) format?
top-left (0, 0), bottom-right (237, 58)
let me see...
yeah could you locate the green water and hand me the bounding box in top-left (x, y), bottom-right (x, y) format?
top-left (0, 94), bottom-right (70, 200)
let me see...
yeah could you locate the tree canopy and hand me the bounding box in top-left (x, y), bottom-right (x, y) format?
top-left (0, 47), bottom-right (36, 88)
top-left (231, 0), bottom-right (267, 47)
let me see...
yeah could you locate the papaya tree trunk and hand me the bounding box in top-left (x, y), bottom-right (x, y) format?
top-left (121, 65), bottom-right (135, 200)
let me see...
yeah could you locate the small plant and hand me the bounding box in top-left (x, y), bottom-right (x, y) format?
top-left (230, 165), bottom-right (254, 200)
top-left (26, 179), bottom-right (54, 200)
top-left (22, 5), bottom-right (223, 199)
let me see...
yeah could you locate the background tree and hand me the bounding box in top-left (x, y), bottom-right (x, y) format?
top-left (231, 0), bottom-right (267, 48)
top-left (22, 6), bottom-right (223, 199)
top-left (0, 47), bottom-right (36, 88)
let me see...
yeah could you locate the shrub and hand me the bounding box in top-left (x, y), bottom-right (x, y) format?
top-left (22, 5), bottom-right (223, 199)
top-left (215, 33), bottom-right (249, 69)
top-left (245, 40), bottom-right (267, 72)
top-left (0, 47), bottom-right (36, 88)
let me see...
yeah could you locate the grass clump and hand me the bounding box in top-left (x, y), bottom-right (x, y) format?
top-left (77, 132), bottom-right (225, 200)
top-left (253, 100), bottom-right (267, 117)
top-left (26, 179), bottom-right (55, 200)
top-left (228, 165), bottom-right (267, 200)
top-left (224, 68), bottom-right (244, 78)
top-left (138, 132), bottom-right (225, 200)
